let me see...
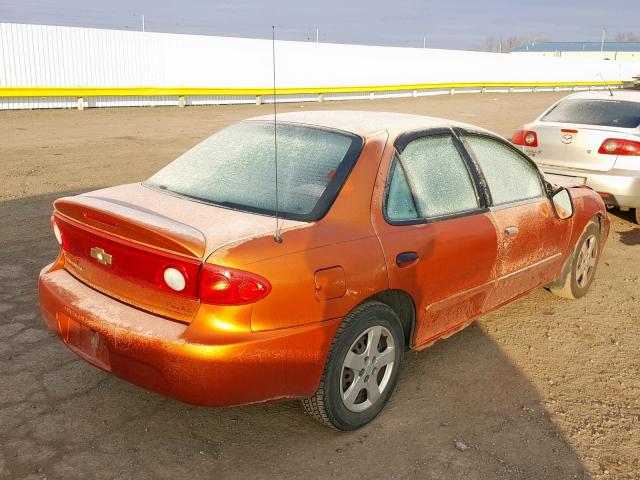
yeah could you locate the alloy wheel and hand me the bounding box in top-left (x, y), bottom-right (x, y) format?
top-left (576, 234), bottom-right (598, 288)
top-left (340, 325), bottom-right (395, 413)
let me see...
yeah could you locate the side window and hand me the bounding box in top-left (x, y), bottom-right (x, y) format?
top-left (386, 135), bottom-right (479, 221)
top-left (464, 135), bottom-right (544, 205)
top-left (386, 162), bottom-right (419, 220)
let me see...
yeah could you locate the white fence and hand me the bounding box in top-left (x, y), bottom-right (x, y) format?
top-left (1, 23), bottom-right (638, 110)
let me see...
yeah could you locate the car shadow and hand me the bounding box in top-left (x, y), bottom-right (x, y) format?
top-left (606, 208), bottom-right (640, 246)
top-left (619, 229), bottom-right (640, 246)
top-left (0, 191), bottom-right (590, 479)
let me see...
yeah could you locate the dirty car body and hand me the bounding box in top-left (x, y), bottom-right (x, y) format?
top-left (39, 111), bottom-right (609, 430)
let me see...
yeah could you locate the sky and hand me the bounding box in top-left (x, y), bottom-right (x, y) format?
top-left (1, 0), bottom-right (639, 50)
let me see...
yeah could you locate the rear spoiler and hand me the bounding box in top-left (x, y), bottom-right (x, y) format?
top-left (54, 195), bottom-right (206, 258)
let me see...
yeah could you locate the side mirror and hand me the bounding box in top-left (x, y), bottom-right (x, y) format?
top-left (551, 187), bottom-right (574, 220)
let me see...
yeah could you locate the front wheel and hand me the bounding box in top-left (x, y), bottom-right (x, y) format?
top-left (550, 220), bottom-right (601, 299)
top-left (302, 301), bottom-right (404, 430)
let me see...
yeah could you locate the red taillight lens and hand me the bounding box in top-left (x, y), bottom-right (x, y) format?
top-left (598, 138), bottom-right (640, 156)
top-left (512, 130), bottom-right (538, 147)
top-left (199, 264), bottom-right (271, 305)
top-left (600, 139), bottom-right (619, 154)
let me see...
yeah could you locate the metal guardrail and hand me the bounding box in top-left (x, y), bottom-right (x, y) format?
top-left (0, 81), bottom-right (631, 110)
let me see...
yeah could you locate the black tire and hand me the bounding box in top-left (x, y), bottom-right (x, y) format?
top-left (302, 301), bottom-right (404, 431)
top-left (550, 220), bottom-right (601, 299)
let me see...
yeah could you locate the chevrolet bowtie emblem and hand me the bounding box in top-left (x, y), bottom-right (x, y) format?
top-left (90, 247), bottom-right (112, 265)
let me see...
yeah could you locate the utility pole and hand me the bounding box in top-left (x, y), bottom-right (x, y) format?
top-left (316, 28), bottom-right (319, 44)
top-left (601, 27), bottom-right (606, 52)
top-left (423, 35), bottom-right (426, 48)
top-left (142, 14), bottom-right (145, 32)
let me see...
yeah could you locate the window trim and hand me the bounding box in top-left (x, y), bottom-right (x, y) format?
top-left (383, 128), bottom-right (489, 226)
top-left (454, 128), bottom-right (548, 208)
top-left (394, 127), bottom-right (452, 153)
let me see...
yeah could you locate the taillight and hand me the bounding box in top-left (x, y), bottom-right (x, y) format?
top-left (512, 130), bottom-right (538, 147)
top-left (598, 138), bottom-right (640, 156)
top-left (54, 213), bottom-right (272, 305)
top-left (199, 264), bottom-right (271, 305)
top-left (55, 214), bottom-right (201, 299)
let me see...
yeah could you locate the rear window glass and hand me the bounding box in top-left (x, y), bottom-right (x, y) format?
top-left (145, 121), bottom-right (363, 221)
top-left (541, 99), bottom-right (640, 128)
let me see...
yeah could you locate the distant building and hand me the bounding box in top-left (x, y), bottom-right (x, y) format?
top-left (512, 42), bottom-right (640, 62)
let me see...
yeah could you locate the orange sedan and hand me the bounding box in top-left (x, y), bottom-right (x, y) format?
top-left (39, 111), bottom-right (609, 430)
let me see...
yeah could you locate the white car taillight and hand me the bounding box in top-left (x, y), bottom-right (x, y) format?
top-left (598, 138), bottom-right (640, 156)
top-left (512, 130), bottom-right (538, 147)
top-left (524, 132), bottom-right (536, 145)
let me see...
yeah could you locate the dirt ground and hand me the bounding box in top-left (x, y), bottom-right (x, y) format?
top-left (1, 92), bottom-right (639, 480)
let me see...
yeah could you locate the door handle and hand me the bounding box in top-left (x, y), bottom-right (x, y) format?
top-left (396, 251), bottom-right (419, 267)
top-left (504, 226), bottom-right (519, 237)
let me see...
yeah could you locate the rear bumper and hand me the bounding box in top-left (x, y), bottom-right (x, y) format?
top-left (38, 265), bottom-right (339, 406)
top-left (541, 166), bottom-right (640, 208)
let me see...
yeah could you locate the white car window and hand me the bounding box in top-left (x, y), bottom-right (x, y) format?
top-left (541, 99), bottom-right (640, 128)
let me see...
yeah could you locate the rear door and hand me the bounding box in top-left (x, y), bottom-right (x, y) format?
top-left (372, 130), bottom-right (498, 348)
top-left (460, 132), bottom-right (571, 309)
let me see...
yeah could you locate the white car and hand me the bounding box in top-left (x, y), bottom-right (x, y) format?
top-left (512, 91), bottom-right (640, 224)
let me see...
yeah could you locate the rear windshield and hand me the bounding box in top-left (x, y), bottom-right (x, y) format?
top-left (541, 99), bottom-right (640, 128)
top-left (145, 121), bottom-right (363, 221)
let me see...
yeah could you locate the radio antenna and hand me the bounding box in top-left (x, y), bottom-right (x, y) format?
top-left (272, 25), bottom-right (283, 243)
top-left (599, 72), bottom-right (614, 97)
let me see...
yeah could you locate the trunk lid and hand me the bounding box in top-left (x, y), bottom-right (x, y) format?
top-left (527, 122), bottom-right (635, 172)
top-left (54, 183), bottom-right (303, 322)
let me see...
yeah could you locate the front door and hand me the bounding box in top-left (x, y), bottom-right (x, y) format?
top-left (460, 133), bottom-right (571, 309)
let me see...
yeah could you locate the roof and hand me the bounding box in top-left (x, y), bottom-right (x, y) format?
top-left (251, 110), bottom-right (493, 138)
top-left (513, 41), bottom-right (640, 53)
top-left (562, 90), bottom-right (640, 103)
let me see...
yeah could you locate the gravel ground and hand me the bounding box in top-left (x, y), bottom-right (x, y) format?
top-left (1, 92), bottom-right (638, 480)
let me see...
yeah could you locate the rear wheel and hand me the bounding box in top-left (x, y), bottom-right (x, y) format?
top-left (550, 220), bottom-right (601, 299)
top-left (302, 301), bottom-right (404, 430)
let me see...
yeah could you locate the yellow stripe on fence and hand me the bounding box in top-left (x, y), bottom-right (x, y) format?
top-left (0, 81), bottom-right (627, 98)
